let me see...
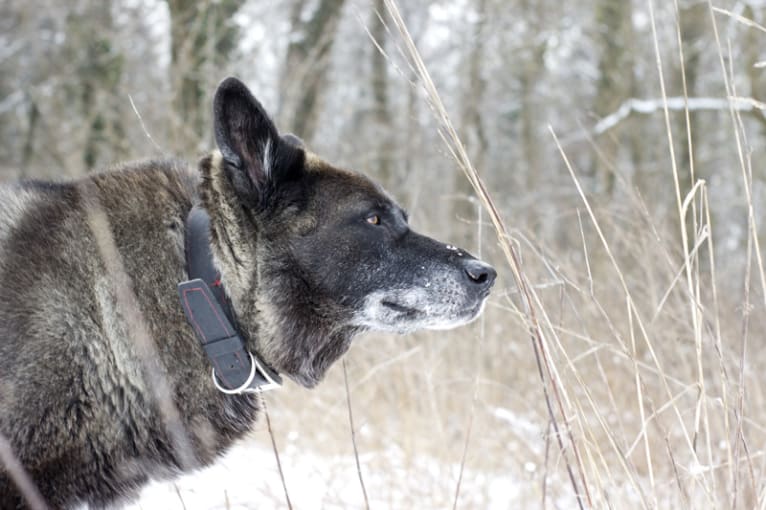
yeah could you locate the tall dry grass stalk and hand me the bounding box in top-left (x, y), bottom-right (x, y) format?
top-left (343, 359), bottom-right (371, 509)
top-left (260, 393), bottom-right (293, 510)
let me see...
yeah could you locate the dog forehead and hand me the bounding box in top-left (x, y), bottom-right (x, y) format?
top-left (305, 152), bottom-right (395, 208)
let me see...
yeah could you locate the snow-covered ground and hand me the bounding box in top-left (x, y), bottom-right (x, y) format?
top-left (126, 436), bottom-right (536, 509)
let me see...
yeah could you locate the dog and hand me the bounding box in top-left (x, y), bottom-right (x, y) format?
top-left (0, 77), bottom-right (496, 509)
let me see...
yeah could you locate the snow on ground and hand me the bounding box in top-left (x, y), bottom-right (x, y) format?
top-left (126, 436), bottom-right (538, 509)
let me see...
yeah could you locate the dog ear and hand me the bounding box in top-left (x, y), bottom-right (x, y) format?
top-left (281, 133), bottom-right (305, 149)
top-left (213, 77), bottom-right (302, 202)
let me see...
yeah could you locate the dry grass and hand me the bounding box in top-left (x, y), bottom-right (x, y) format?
top-left (260, 1), bottom-right (766, 508)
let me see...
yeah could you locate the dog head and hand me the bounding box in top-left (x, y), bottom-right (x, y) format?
top-left (200, 77), bottom-right (496, 387)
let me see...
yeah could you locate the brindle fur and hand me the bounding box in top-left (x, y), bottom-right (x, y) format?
top-left (0, 78), bottom-right (495, 508)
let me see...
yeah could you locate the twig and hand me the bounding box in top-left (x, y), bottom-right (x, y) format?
top-left (173, 483), bottom-right (187, 510)
top-left (711, 6), bottom-right (766, 34)
top-left (542, 420), bottom-right (551, 510)
top-left (452, 406), bottom-right (474, 510)
top-left (260, 394), bottom-right (293, 510)
top-left (342, 359), bottom-right (371, 509)
top-left (0, 433), bottom-right (48, 510)
top-left (128, 94), bottom-right (163, 153)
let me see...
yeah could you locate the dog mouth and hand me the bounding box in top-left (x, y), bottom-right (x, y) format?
top-left (381, 300), bottom-right (420, 315)
top-left (379, 292), bottom-right (489, 328)
top-left (354, 284), bottom-right (493, 334)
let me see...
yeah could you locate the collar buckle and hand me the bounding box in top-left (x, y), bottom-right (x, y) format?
top-left (212, 351), bottom-right (281, 394)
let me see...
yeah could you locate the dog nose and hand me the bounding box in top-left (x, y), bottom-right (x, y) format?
top-left (463, 259), bottom-right (497, 288)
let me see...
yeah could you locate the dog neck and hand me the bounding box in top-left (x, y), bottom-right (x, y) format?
top-left (178, 205), bottom-right (281, 393)
top-left (197, 150), bottom-right (258, 303)
top-left (193, 150), bottom-right (360, 388)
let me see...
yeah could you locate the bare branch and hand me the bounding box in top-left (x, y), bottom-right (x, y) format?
top-left (342, 359), bottom-right (370, 509)
top-left (563, 96), bottom-right (766, 145)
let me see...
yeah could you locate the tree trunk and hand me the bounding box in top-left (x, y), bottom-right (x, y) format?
top-left (280, 0), bottom-right (347, 142)
top-left (593, 0), bottom-right (634, 196)
top-left (743, 5), bottom-right (766, 136)
top-left (675, 2), bottom-right (707, 195)
top-left (517, 0), bottom-right (546, 193)
top-left (167, 0), bottom-right (244, 150)
top-left (668, 2), bottom-right (708, 248)
top-left (66, 2), bottom-right (126, 170)
top-left (369, 0), bottom-right (394, 185)
top-left (455, 0), bottom-right (489, 245)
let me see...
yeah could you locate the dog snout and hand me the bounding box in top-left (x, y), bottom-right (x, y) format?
top-left (462, 259), bottom-right (497, 289)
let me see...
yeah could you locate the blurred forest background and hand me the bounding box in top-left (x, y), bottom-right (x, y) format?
top-left (2, 0), bottom-right (766, 508)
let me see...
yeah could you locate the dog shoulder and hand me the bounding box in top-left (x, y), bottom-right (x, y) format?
top-left (85, 158), bottom-right (198, 213)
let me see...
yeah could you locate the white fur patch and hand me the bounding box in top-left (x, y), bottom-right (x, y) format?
top-left (353, 286), bottom-right (485, 334)
top-left (262, 138), bottom-right (272, 180)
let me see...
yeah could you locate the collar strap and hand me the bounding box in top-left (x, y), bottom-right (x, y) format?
top-left (177, 206), bottom-right (281, 393)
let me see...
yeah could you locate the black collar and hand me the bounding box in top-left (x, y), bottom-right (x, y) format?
top-left (177, 205), bottom-right (281, 393)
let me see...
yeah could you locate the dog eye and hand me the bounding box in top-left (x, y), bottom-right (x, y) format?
top-left (366, 214), bottom-right (381, 226)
